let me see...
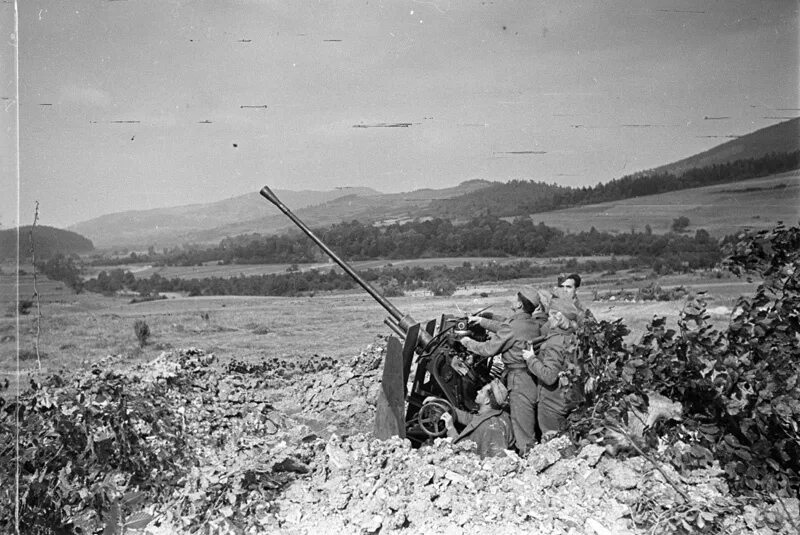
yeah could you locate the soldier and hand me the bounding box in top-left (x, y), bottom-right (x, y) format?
top-left (523, 296), bottom-right (581, 440)
top-left (459, 292), bottom-right (544, 456)
top-left (439, 379), bottom-right (514, 458)
top-left (558, 273), bottom-right (591, 329)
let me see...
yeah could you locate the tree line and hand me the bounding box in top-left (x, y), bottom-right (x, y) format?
top-left (424, 150), bottom-right (800, 218)
top-left (89, 216), bottom-right (721, 268)
top-left (80, 228), bottom-right (721, 298)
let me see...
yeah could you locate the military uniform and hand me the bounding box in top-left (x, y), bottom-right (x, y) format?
top-left (526, 329), bottom-right (578, 436)
top-left (461, 311), bottom-right (544, 455)
top-left (450, 407), bottom-right (514, 458)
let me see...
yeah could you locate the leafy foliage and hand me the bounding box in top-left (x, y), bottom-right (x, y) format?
top-left (40, 254), bottom-right (84, 293)
top-left (671, 216), bottom-right (690, 232)
top-left (568, 224), bottom-right (800, 532)
top-left (0, 363), bottom-right (188, 533)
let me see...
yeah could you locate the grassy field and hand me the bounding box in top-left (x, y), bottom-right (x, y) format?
top-left (523, 170), bottom-right (800, 237)
top-left (1, 267), bottom-right (757, 394)
top-left (83, 255), bottom-right (628, 281)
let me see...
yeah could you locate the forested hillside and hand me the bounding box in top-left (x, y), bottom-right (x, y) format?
top-left (0, 226), bottom-right (93, 261)
top-left (425, 150), bottom-right (800, 219)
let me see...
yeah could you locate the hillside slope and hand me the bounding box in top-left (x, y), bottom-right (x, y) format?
top-left (68, 187), bottom-right (381, 249)
top-left (653, 117), bottom-right (800, 176)
top-left (0, 226), bottom-right (94, 261)
top-left (71, 181), bottom-right (492, 249)
top-left (427, 120), bottom-right (800, 220)
top-left (522, 170), bottom-right (800, 237)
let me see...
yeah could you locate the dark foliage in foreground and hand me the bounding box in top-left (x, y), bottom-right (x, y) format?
top-left (569, 224), bottom-right (799, 526)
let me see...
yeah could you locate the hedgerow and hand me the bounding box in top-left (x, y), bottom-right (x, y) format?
top-left (569, 223), bottom-right (799, 532)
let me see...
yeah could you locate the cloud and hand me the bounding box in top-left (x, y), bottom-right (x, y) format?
top-left (58, 85), bottom-right (111, 107)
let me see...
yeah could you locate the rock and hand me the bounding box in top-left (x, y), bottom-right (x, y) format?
top-left (585, 518), bottom-right (612, 535)
top-left (332, 383), bottom-right (356, 401)
top-left (280, 503), bottom-right (303, 524)
top-left (358, 514), bottom-right (383, 534)
top-left (326, 441), bottom-right (352, 470)
top-left (578, 444), bottom-right (606, 467)
top-left (606, 463), bottom-right (640, 490)
top-left (527, 446), bottom-right (561, 474)
top-left (328, 489), bottom-right (352, 510)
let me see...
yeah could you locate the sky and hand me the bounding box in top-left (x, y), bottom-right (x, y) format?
top-left (1, 0), bottom-right (798, 229)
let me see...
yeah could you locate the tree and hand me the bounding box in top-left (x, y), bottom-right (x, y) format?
top-left (671, 216), bottom-right (690, 232)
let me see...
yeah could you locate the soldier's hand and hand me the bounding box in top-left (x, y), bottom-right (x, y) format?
top-left (584, 376), bottom-right (596, 395)
top-left (459, 336), bottom-right (472, 345)
top-left (440, 412), bottom-right (454, 429)
top-left (522, 347), bottom-right (536, 361)
top-left (467, 315), bottom-right (481, 325)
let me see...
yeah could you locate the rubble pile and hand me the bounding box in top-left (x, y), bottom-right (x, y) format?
top-left (272, 434), bottom-right (798, 535)
top-left (276, 342), bottom-right (387, 430)
top-left (119, 349), bottom-right (321, 532)
top-left (26, 346), bottom-right (796, 534)
top-left (225, 355), bottom-right (337, 388)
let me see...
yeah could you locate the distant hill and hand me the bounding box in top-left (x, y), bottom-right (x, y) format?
top-left (425, 119), bottom-right (800, 220)
top-left (653, 118), bottom-right (800, 176)
top-left (69, 186), bottom-right (382, 249)
top-left (0, 226), bottom-right (94, 261)
top-left (522, 170), bottom-right (800, 237)
top-left (67, 119), bottom-right (799, 250)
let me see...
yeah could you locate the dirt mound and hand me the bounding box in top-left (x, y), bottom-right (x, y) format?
top-left (8, 345), bottom-right (797, 534)
top-left (272, 342), bottom-right (386, 432)
top-left (269, 433), bottom-right (778, 534)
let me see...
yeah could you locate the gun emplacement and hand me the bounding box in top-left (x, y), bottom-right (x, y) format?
top-left (259, 185), bottom-right (531, 445)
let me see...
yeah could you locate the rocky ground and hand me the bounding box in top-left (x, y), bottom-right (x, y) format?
top-left (48, 344), bottom-right (798, 535)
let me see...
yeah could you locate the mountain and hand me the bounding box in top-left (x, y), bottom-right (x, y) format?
top-left (0, 226), bottom-right (94, 261)
top-left (523, 170), bottom-right (800, 238)
top-left (68, 187), bottom-right (381, 249)
top-left (68, 120), bottom-right (799, 250)
top-left (423, 119), bottom-right (800, 220)
top-left (69, 182), bottom-right (491, 249)
top-left (652, 118), bottom-right (800, 176)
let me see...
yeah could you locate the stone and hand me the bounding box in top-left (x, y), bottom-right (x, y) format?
top-left (606, 463), bottom-right (640, 490)
top-left (578, 444), bottom-right (606, 467)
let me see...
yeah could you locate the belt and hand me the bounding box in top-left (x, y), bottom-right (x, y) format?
top-left (504, 363), bottom-right (528, 370)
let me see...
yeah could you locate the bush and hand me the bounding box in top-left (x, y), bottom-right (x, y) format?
top-left (134, 319), bottom-right (150, 348)
top-left (428, 277), bottom-right (457, 297)
top-left (671, 216), bottom-right (690, 232)
top-left (18, 299), bottom-right (33, 315)
top-left (569, 224), bottom-right (800, 506)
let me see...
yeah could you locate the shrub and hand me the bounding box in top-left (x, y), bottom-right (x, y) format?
top-left (569, 224), bottom-right (799, 510)
top-left (671, 216), bottom-right (690, 232)
top-left (428, 277), bottom-right (457, 297)
top-left (134, 319), bottom-right (150, 348)
top-left (18, 299), bottom-right (33, 315)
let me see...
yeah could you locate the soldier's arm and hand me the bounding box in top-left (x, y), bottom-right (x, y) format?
top-left (453, 407), bottom-right (473, 426)
top-left (461, 325), bottom-right (513, 357)
top-left (476, 316), bottom-right (505, 333)
top-left (526, 345), bottom-right (563, 386)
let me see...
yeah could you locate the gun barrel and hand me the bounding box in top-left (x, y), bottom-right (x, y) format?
top-left (260, 185), bottom-right (431, 347)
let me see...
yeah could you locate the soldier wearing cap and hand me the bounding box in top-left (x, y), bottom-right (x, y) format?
top-left (439, 379), bottom-right (514, 458)
top-left (459, 292), bottom-right (545, 456)
top-left (523, 295), bottom-right (581, 439)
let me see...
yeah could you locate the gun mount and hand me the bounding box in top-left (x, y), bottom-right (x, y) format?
top-left (260, 186), bottom-right (510, 445)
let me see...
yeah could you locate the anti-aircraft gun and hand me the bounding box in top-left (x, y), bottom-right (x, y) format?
top-left (260, 186), bottom-right (521, 445)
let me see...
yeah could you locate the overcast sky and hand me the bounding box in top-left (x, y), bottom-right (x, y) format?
top-left (1, 0), bottom-right (797, 229)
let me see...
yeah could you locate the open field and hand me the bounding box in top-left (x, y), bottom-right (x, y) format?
top-left (83, 255), bottom-right (629, 280)
top-left (1, 268), bottom-right (757, 392)
top-left (523, 170), bottom-right (800, 237)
